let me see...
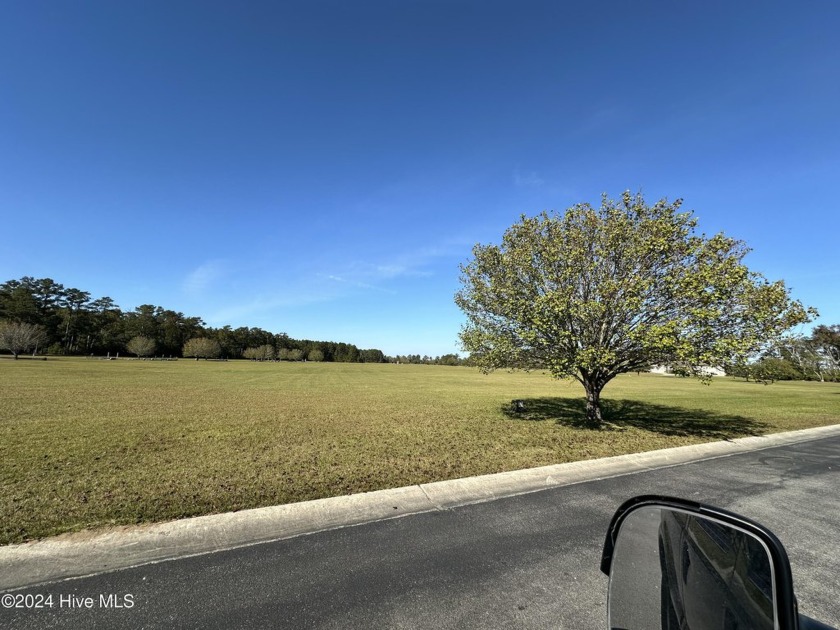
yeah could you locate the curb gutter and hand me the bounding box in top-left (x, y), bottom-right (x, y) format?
top-left (2, 424), bottom-right (839, 591)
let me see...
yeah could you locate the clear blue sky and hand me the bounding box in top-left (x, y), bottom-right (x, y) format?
top-left (2, 1), bottom-right (838, 356)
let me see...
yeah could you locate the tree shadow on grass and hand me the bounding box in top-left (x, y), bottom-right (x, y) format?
top-left (503, 397), bottom-right (768, 439)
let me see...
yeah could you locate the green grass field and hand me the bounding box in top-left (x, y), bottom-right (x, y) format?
top-left (1, 357), bottom-right (838, 545)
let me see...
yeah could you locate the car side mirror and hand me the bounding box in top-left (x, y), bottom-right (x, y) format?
top-left (600, 496), bottom-right (803, 630)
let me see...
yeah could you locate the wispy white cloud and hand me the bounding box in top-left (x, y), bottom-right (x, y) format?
top-left (324, 244), bottom-right (462, 291)
top-left (374, 264), bottom-right (433, 279)
top-left (204, 291), bottom-right (335, 326)
top-left (375, 264), bottom-right (406, 279)
top-left (200, 242), bottom-right (466, 327)
top-left (513, 169), bottom-right (545, 187)
top-left (324, 274), bottom-right (395, 293)
top-left (183, 260), bottom-right (225, 295)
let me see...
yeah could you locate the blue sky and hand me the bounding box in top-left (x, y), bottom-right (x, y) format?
top-left (2, 1), bottom-right (838, 356)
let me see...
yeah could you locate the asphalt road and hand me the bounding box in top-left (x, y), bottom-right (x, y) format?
top-left (2, 435), bottom-right (839, 629)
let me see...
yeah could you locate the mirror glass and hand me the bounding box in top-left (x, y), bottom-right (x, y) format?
top-left (608, 506), bottom-right (776, 630)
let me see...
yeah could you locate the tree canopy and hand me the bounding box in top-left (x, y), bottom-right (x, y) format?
top-left (182, 337), bottom-right (222, 360)
top-left (126, 335), bottom-right (156, 358)
top-left (765, 326), bottom-right (840, 383)
top-left (455, 192), bottom-right (816, 425)
top-left (0, 276), bottom-right (387, 362)
top-left (0, 321), bottom-right (47, 359)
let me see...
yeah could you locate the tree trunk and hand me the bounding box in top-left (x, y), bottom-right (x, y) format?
top-left (583, 378), bottom-right (604, 426)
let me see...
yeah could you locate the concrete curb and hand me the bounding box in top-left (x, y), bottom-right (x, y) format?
top-left (3, 424), bottom-right (840, 591)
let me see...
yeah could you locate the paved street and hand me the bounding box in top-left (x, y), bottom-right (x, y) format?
top-left (2, 435), bottom-right (839, 629)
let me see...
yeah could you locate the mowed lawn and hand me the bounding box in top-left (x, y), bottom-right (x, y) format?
top-left (1, 358), bottom-right (839, 545)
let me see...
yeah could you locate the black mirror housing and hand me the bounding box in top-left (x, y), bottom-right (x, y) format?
top-left (601, 495), bottom-right (801, 630)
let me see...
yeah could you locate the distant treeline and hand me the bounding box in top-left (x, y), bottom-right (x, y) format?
top-left (724, 325), bottom-right (840, 383)
top-left (0, 276), bottom-right (464, 364)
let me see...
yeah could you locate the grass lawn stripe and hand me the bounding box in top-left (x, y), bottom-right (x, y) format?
top-left (1, 358), bottom-right (838, 545)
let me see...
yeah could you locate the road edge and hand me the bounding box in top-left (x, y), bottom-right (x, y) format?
top-left (3, 423), bottom-right (840, 591)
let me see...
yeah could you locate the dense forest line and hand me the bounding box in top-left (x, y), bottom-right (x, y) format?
top-left (0, 276), bottom-right (463, 364)
top-left (0, 276), bottom-right (834, 375)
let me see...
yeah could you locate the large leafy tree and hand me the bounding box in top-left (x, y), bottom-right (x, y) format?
top-left (455, 192), bottom-right (816, 426)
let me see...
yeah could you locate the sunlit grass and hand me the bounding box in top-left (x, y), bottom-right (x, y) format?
top-left (1, 357), bottom-right (838, 544)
